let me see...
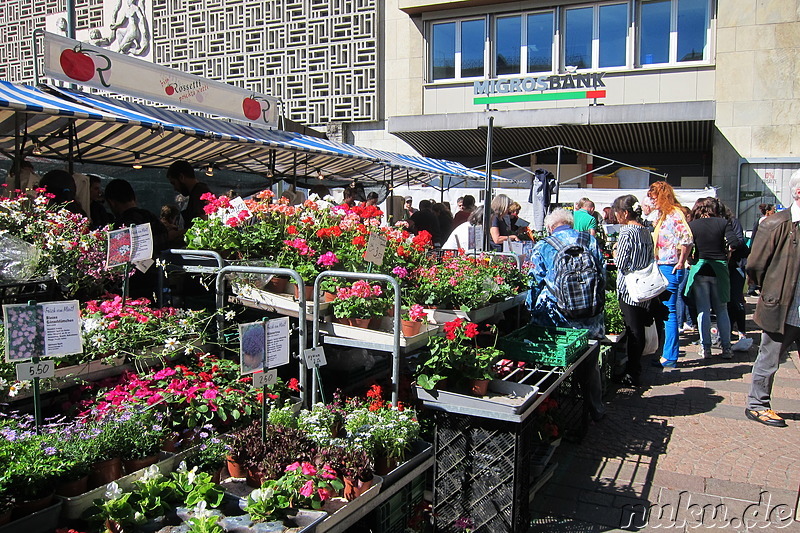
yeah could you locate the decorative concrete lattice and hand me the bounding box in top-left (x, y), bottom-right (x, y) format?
top-left (0, 0), bottom-right (378, 126)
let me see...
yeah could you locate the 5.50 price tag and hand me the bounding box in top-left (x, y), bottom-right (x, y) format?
top-left (252, 369), bottom-right (278, 389)
top-left (303, 346), bottom-right (327, 369)
top-left (15, 361), bottom-right (54, 381)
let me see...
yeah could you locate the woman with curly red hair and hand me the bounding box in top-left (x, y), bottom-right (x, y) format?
top-left (648, 181), bottom-right (693, 368)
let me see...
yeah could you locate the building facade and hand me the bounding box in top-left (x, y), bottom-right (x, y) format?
top-left (1, 0), bottom-right (798, 226)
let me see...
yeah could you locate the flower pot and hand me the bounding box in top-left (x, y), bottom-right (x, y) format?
top-left (343, 477), bottom-right (359, 501)
top-left (470, 378), bottom-right (490, 397)
top-left (401, 319), bottom-right (422, 337)
top-left (369, 317), bottom-right (382, 329)
top-left (12, 493), bottom-right (53, 518)
top-left (349, 318), bottom-right (371, 328)
top-left (160, 431), bottom-right (181, 452)
top-left (245, 467), bottom-right (264, 488)
top-left (266, 276), bottom-right (288, 294)
top-left (374, 455), bottom-right (400, 476)
top-left (358, 475), bottom-right (374, 496)
top-left (89, 456), bottom-right (123, 488)
top-left (335, 316), bottom-right (350, 325)
top-left (293, 283), bottom-right (315, 300)
top-left (323, 291), bottom-right (336, 302)
top-left (123, 454), bottom-right (159, 474)
top-left (226, 455), bottom-right (247, 479)
top-left (56, 475), bottom-right (89, 497)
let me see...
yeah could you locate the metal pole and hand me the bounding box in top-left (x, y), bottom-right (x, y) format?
top-left (554, 145), bottom-right (562, 208)
top-left (66, 0), bottom-right (76, 39)
top-left (483, 116), bottom-right (494, 251)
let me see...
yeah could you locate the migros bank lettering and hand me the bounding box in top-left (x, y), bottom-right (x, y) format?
top-left (473, 72), bottom-right (607, 104)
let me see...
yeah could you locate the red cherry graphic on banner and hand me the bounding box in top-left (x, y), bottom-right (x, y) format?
top-left (242, 98), bottom-right (261, 120)
top-left (60, 49), bottom-right (95, 82)
top-left (165, 85), bottom-right (175, 95)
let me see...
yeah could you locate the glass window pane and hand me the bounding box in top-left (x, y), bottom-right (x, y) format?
top-left (527, 12), bottom-right (553, 73)
top-left (461, 19), bottom-right (486, 78)
top-left (564, 7), bottom-right (593, 69)
top-left (640, 0), bottom-right (670, 64)
top-left (599, 4), bottom-right (627, 68)
top-left (496, 16), bottom-right (521, 75)
top-left (432, 22), bottom-right (456, 80)
top-left (677, 0), bottom-right (707, 61)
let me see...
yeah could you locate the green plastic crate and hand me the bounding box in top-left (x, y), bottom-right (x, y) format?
top-left (498, 325), bottom-right (588, 367)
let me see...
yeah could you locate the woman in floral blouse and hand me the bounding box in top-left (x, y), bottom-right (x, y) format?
top-left (648, 181), bottom-right (693, 368)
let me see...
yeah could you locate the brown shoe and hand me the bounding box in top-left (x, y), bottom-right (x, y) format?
top-left (745, 408), bottom-right (787, 427)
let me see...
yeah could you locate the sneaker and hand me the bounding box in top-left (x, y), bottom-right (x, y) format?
top-left (720, 349), bottom-right (733, 359)
top-left (699, 346), bottom-right (713, 358)
top-left (680, 322), bottom-right (696, 333)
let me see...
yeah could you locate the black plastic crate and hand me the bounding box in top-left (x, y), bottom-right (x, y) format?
top-left (372, 472), bottom-right (427, 533)
top-left (0, 278), bottom-right (59, 305)
top-left (433, 411), bottom-right (534, 533)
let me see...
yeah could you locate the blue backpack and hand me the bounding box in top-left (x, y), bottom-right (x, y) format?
top-left (545, 232), bottom-right (605, 319)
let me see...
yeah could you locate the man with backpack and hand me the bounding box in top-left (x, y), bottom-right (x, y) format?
top-left (528, 208), bottom-right (607, 421)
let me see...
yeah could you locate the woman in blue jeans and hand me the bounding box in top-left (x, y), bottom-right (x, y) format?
top-left (684, 198), bottom-right (745, 359)
top-left (648, 182), bottom-right (694, 368)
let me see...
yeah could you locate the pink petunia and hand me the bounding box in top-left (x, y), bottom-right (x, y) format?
top-left (301, 462), bottom-right (317, 476)
top-left (299, 480), bottom-right (314, 498)
top-left (285, 462), bottom-right (301, 472)
top-left (202, 389), bottom-right (218, 400)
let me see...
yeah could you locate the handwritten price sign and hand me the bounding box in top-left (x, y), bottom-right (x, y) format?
top-left (303, 346), bottom-right (327, 369)
top-left (365, 233), bottom-right (387, 266)
top-left (252, 369), bottom-right (278, 388)
top-left (16, 361), bottom-right (54, 381)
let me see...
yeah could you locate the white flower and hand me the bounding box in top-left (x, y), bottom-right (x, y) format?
top-left (164, 337), bottom-right (179, 350)
top-left (177, 461), bottom-right (188, 473)
top-left (224, 310), bottom-right (236, 321)
top-left (7, 384), bottom-right (19, 397)
top-left (140, 464), bottom-right (161, 482)
top-left (105, 481), bottom-right (123, 500)
top-left (0, 378), bottom-right (7, 390)
top-left (193, 500), bottom-right (211, 519)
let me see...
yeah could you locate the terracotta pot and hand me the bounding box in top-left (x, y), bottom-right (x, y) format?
top-left (266, 276), bottom-right (288, 294)
top-left (245, 467), bottom-right (264, 488)
top-left (323, 291), bottom-right (336, 302)
top-left (349, 318), bottom-right (371, 328)
top-left (13, 492), bottom-right (54, 518)
top-left (343, 477), bottom-right (359, 501)
top-left (89, 457), bottom-right (123, 488)
top-left (401, 319), bottom-right (422, 337)
top-left (123, 454), bottom-right (159, 474)
top-left (358, 475), bottom-right (374, 495)
top-left (368, 317), bottom-right (383, 329)
top-left (293, 283), bottom-right (315, 300)
top-left (470, 378), bottom-right (490, 397)
top-left (226, 455), bottom-right (247, 479)
top-left (335, 316), bottom-right (350, 325)
top-left (56, 475), bottom-right (89, 497)
top-left (160, 431), bottom-right (181, 452)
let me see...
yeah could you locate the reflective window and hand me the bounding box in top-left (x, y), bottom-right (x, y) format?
top-left (677, 0), bottom-right (707, 61)
top-left (640, 0), bottom-right (671, 64)
top-left (527, 12), bottom-right (553, 73)
top-left (461, 19), bottom-right (486, 77)
top-left (496, 16), bottom-right (522, 75)
top-left (564, 7), bottom-right (592, 69)
top-left (599, 4), bottom-right (627, 68)
top-left (431, 22), bottom-right (456, 80)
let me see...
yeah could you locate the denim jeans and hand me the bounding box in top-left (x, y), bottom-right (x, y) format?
top-left (658, 264), bottom-right (685, 364)
top-left (691, 275), bottom-right (732, 350)
top-left (675, 271), bottom-right (693, 327)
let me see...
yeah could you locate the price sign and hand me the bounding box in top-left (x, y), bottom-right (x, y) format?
top-left (252, 369), bottom-right (278, 388)
top-left (303, 346), bottom-right (327, 369)
top-left (16, 360), bottom-right (54, 381)
top-left (365, 233), bottom-right (387, 266)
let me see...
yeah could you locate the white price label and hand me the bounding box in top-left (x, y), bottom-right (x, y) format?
top-left (252, 369), bottom-right (278, 389)
top-left (15, 361), bottom-right (55, 381)
top-left (365, 233), bottom-right (387, 266)
top-left (303, 346), bottom-right (327, 369)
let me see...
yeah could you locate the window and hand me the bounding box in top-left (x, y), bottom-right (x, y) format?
top-left (431, 19), bottom-right (486, 81)
top-left (496, 16), bottom-right (522, 75)
top-left (527, 12), bottom-right (554, 73)
top-left (639, 0), bottom-right (709, 65)
top-left (564, 3), bottom-right (627, 70)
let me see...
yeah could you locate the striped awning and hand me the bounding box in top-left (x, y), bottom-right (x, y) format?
top-left (0, 80), bottom-right (484, 186)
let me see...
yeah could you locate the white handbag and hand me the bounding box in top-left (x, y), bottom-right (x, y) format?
top-left (624, 261), bottom-right (668, 303)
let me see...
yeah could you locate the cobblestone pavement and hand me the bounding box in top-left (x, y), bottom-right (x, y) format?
top-left (530, 297), bottom-right (800, 532)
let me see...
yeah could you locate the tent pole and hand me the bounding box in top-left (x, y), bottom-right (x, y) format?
top-left (68, 119), bottom-right (75, 175)
top-left (483, 116), bottom-right (494, 251)
top-left (554, 145), bottom-right (562, 208)
top-left (12, 113), bottom-right (22, 191)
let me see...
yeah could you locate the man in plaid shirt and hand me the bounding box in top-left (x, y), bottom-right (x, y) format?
top-left (528, 208), bottom-right (607, 421)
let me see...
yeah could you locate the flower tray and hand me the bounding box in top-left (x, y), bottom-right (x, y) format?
top-left (54, 355), bottom-right (126, 379)
top-left (321, 320), bottom-right (441, 352)
top-left (414, 379), bottom-right (539, 420)
top-left (423, 292), bottom-right (527, 324)
top-left (230, 281), bottom-right (330, 320)
top-left (59, 451), bottom-right (177, 520)
top-left (380, 439), bottom-right (433, 488)
top-left (0, 500), bottom-right (61, 533)
top-left (498, 324), bottom-right (589, 367)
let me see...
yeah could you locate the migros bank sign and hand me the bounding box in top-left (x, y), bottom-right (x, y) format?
top-left (473, 72), bottom-right (607, 105)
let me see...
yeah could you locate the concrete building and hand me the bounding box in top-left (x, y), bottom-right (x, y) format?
top-left (1, 0), bottom-right (798, 226)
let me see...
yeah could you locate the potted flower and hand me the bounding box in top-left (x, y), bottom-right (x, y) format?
top-left (182, 427), bottom-right (230, 481)
top-left (461, 324), bottom-right (504, 396)
top-left (316, 446), bottom-right (374, 501)
top-left (117, 410), bottom-right (169, 473)
top-left (0, 430), bottom-right (70, 514)
top-left (330, 280), bottom-right (388, 328)
top-left (400, 303), bottom-right (427, 337)
top-left (297, 403), bottom-right (345, 446)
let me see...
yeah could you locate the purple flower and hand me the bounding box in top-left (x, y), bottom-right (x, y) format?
top-left (43, 446), bottom-right (57, 456)
top-left (392, 266), bottom-right (408, 278)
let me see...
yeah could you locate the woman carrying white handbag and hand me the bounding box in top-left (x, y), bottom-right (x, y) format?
top-left (612, 195), bottom-right (661, 387)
